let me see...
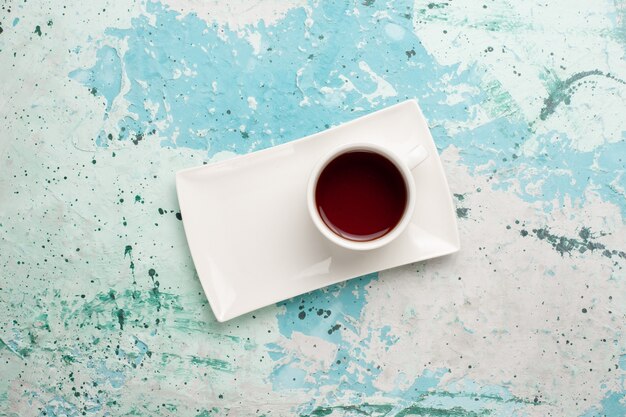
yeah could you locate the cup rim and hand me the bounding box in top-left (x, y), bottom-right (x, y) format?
top-left (307, 142), bottom-right (416, 251)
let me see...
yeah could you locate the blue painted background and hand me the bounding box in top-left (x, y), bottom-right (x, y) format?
top-left (1, 0), bottom-right (625, 415)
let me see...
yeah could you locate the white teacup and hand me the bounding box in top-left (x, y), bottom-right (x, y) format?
top-left (307, 142), bottom-right (428, 251)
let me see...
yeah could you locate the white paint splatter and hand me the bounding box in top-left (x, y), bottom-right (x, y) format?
top-left (247, 96), bottom-right (258, 110)
top-left (358, 61), bottom-right (398, 103)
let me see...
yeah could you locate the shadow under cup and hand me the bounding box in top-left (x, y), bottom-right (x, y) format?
top-left (314, 149), bottom-right (409, 242)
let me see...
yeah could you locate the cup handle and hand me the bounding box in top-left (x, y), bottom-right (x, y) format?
top-left (404, 145), bottom-right (428, 169)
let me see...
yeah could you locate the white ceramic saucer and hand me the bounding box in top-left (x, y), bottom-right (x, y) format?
top-left (176, 100), bottom-right (460, 322)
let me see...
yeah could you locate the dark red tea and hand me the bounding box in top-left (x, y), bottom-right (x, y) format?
top-left (315, 150), bottom-right (407, 242)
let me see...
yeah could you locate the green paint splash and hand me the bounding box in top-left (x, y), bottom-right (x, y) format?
top-left (539, 70), bottom-right (626, 120)
top-left (456, 207), bottom-right (470, 219)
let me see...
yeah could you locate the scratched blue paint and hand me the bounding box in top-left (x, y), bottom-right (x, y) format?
top-left (442, 119), bottom-right (626, 215)
top-left (75, 1), bottom-right (471, 154)
top-left (0, 0), bottom-right (619, 415)
top-left (581, 354), bottom-right (626, 416)
top-left (132, 337), bottom-right (149, 366)
top-left (92, 361), bottom-right (126, 389)
top-left (74, 0), bottom-right (626, 220)
top-left (379, 325), bottom-right (399, 349)
top-left (271, 363), bottom-right (308, 391)
top-left (271, 273), bottom-right (378, 394)
top-left (69, 45), bottom-right (122, 113)
top-left (582, 390), bottom-right (626, 415)
top-left (596, 392), bottom-right (626, 416)
top-left (273, 273), bottom-right (529, 415)
top-left (275, 273), bottom-right (376, 339)
top-left (41, 397), bottom-right (81, 417)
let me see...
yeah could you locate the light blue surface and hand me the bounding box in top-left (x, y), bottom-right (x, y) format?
top-left (1, 0), bottom-right (625, 415)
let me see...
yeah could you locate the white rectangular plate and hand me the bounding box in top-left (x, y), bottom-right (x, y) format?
top-left (176, 100), bottom-right (460, 321)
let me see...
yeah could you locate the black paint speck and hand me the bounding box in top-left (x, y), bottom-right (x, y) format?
top-left (582, 308), bottom-right (587, 313)
top-left (298, 311), bottom-right (306, 320)
top-left (175, 212), bottom-right (182, 221)
top-left (34, 25), bottom-right (42, 36)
